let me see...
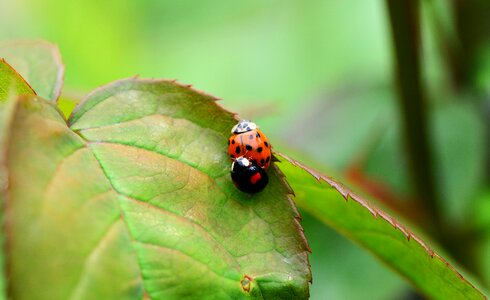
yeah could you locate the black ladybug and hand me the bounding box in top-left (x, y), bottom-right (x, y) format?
top-left (231, 157), bottom-right (269, 193)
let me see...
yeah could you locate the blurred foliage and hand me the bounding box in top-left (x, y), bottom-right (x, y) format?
top-left (2, 0), bottom-right (490, 298)
top-left (301, 212), bottom-right (407, 299)
top-left (0, 0), bottom-right (390, 131)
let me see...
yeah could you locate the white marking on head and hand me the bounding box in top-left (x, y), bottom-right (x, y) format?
top-left (231, 157), bottom-right (251, 171)
top-left (231, 120), bottom-right (257, 134)
top-left (236, 157), bottom-right (250, 166)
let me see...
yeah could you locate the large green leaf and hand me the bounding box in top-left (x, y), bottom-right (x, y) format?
top-left (3, 79), bottom-right (311, 299)
top-left (0, 40), bottom-right (64, 101)
top-left (276, 154), bottom-right (486, 299)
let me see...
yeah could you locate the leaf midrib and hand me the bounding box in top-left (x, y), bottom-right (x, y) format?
top-left (73, 115), bottom-right (294, 249)
top-left (85, 140), bottom-right (298, 262)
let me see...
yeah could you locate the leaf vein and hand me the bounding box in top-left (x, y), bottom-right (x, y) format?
top-left (87, 144), bottom-right (246, 298)
top-left (68, 215), bottom-right (120, 300)
top-left (87, 141), bottom-right (302, 265)
top-left (88, 145), bottom-right (152, 300)
top-left (133, 240), bottom-right (238, 283)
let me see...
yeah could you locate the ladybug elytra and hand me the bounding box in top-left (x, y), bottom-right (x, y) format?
top-left (228, 120), bottom-right (272, 170)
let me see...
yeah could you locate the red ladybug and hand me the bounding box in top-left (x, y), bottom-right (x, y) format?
top-left (230, 157), bottom-right (269, 193)
top-left (228, 120), bottom-right (272, 170)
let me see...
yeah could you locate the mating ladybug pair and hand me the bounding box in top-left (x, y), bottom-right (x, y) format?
top-left (228, 120), bottom-right (272, 193)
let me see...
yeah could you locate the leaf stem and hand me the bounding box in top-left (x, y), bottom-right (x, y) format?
top-left (386, 0), bottom-right (441, 228)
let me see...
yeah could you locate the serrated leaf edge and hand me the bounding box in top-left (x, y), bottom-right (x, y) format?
top-left (68, 77), bottom-right (238, 127)
top-left (275, 151), bottom-right (486, 298)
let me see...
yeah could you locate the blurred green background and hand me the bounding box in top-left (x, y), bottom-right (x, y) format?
top-left (2, 0), bottom-right (490, 299)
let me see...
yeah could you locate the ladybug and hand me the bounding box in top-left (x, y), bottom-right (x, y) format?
top-left (230, 157), bottom-right (269, 193)
top-left (228, 120), bottom-right (272, 170)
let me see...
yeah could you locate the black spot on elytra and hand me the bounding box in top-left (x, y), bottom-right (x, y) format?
top-left (257, 147), bottom-right (263, 153)
top-left (264, 141), bottom-right (268, 147)
top-left (261, 158), bottom-right (265, 165)
top-left (266, 156), bottom-right (270, 163)
top-left (232, 140), bottom-right (235, 144)
top-left (246, 145), bottom-right (252, 151)
top-left (249, 134), bottom-right (254, 140)
top-left (235, 146), bottom-right (241, 154)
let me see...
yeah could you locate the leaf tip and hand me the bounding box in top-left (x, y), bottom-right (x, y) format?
top-left (0, 58), bottom-right (37, 96)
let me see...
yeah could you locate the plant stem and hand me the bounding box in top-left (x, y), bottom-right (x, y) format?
top-left (386, 0), bottom-right (441, 228)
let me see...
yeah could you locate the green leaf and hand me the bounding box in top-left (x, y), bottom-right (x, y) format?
top-left (276, 154), bottom-right (486, 300)
top-left (0, 59), bottom-right (35, 101)
top-left (0, 59), bottom-right (36, 300)
top-left (4, 79), bottom-right (311, 299)
top-left (0, 40), bottom-right (64, 101)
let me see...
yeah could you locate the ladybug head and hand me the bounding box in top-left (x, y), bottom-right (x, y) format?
top-left (231, 157), bottom-right (251, 171)
top-left (231, 120), bottom-right (257, 134)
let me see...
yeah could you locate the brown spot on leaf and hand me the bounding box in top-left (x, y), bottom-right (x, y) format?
top-left (241, 275), bottom-right (253, 292)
